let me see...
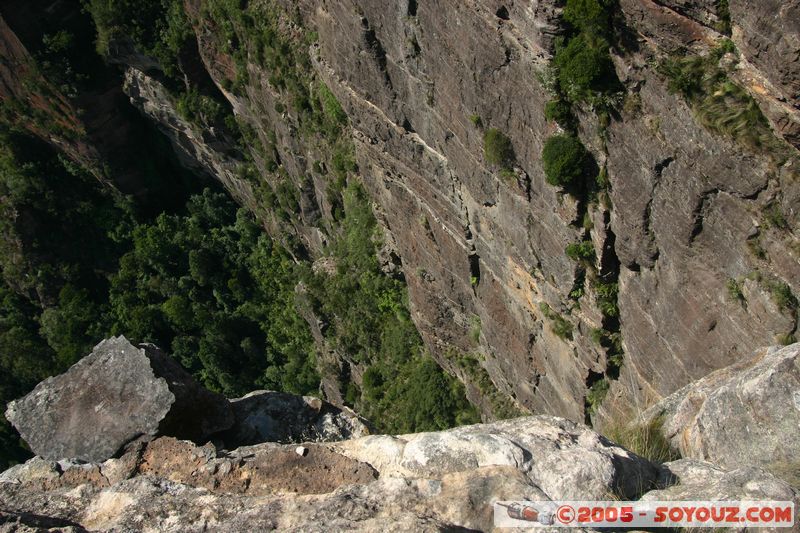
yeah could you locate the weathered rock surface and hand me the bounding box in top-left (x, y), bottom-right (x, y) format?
top-left (5, 337), bottom-right (233, 463)
top-left (640, 459), bottom-right (799, 533)
top-left (219, 390), bottom-right (370, 447)
top-left (0, 416), bottom-right (657, 532)
top-left (640, 343), bottom-right (800, 474)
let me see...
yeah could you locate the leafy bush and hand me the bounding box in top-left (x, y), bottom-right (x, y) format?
top-left (562, 0), bottom-right (613, 37)
top-left (767, 281), bottom-right (797, 311)
top-left (594, 280), bottom-right (620, 318)
top-left (544, 99), bottom-right (573, 127)
top-left (566, 241), bottom-right (595, 264)
top-left (542, 134), bottom-right (587, 187)
top-left (585, 378), bottom-right (609, 414)
top-left (483, 128), bottom-right (515, 169)
top-left (554, 33), bottom-right (616, 103)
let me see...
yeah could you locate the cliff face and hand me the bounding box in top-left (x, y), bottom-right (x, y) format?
top-left (4, 1), bottom-right (797, 425)
top-left (165, 0), bottom-right (798, 423)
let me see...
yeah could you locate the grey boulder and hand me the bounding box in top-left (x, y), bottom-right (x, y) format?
top-left (641, 343), bottom-right (800, 474)
top-left (5, 336), bottom-right (233, 462)
top-left (219, 390), bottom-right (369, 447)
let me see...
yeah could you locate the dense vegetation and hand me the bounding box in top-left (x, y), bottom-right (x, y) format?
top-left (304, 182), bottom-right (479, 432)
top-left (0, 0), bottom-right (480, 469)
top-left (542, 134), bottom-right (588, 187)
top-left (0, 126), bottom-right (319, 466)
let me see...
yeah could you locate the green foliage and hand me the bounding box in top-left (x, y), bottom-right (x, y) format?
top-left (544, 99), bottom-right (574, 128)
top-left (483, 128), bottom-right (515, 169)
top-left (110, 190), bottom-right (318, 396)
top-left (542, 134), bottom-right (587, 187)
top-left (469, 114), bottom-right (483, 128)
top-left (767, 281), bottom-right (797, 312)
top-left (777, 333), bottom-right (797, 346)
top-left (554, 33), bottom-right (617, 102)
top-left (566, 241), bottom-right (595, 264)
top-left (606, 416), bottom-right (681, 464)
top-left (562, 0), bottom-right (613, 37)
top-left (585, 378), bottom-right (609, 414)
top-left (715, 0), bottom-right (732, 35)
top-left (762, 203), bottom-right (788, 230)
top-left (726, 278), bottom-right (745, 304)
top-left (176, 89), bottom-right (227, 126)
top-left (662, 45), bottom-right (780, 153)
top-left (539, 302), bottom-right (574, 340)
top-left (593, 280), bottom-right (619, 318)
top-left (305, 181), bottom-right (477, 432)
top-left (446, 350), bottom-right (524, 420)
top-left (362, 356), bottom-right (480, 433)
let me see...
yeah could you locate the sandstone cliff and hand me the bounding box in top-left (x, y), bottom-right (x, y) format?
top-left (1, 0), bottom-right (798, 428)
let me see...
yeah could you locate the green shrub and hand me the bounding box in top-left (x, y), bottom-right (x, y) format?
top-left (726, 278), bottom-right (745, 303)
top-left (715, 0), bottom-right (731, 35)
top-left (768, 281), bottom-right (797, 311)
top-left (483, 128), bottom-right (515, 169)
top-left (594, 280), bottom-right (619, 318)
top-left (585, 378), bottom-right (609, 414)
top-left (554, 33), bottom-right (616, 102)
top-left (763, 203), bottom-right (788, 230)
top-left (544, 99), bottom-right (573, 127)
top-left (566, 241), bottom-right (595, 264)
top-left (562, 0), bottom-right (613, 37)
top-left (469, 114), bottom-right (483, 128)
top-left (542, 134), bottom-right (587, 187)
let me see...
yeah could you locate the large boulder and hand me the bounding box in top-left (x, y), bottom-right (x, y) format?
top-left (5, 336), bottom-right (233, 462)
top-left (640, 343), bottom-right (800, 473)
top-left (219, 390), bottom-right (369, 447)
top-left (640, 460), bottom-right (799, 533)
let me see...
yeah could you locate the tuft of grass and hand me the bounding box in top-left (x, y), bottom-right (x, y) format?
top-left (469, 314), bottom-right (481, 344)
top-left (763, 203), bottom-right (788, 230)
top-left (483, 128), bottom-right (515, 169)
top-left (777, 333), bottom-right (797, 346)
top-left (726, 277), bottom-right (745, 304)
top-left (469, 114), bottom-right (483, 128)
top-left (661, 43), bottom-right (781, 154)
top-left (539, 302), bottom-right (574, 340)
top-left (606, 416), bottom-right (681, 464)
top-left (767, 281), bottom-right (798, 311)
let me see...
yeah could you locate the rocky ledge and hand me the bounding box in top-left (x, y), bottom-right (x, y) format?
top-left (1, 340), bottom-right (798, 531)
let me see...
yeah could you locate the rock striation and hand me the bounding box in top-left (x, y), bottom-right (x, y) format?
top-left (5, 337), bottom-right (233, 463)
